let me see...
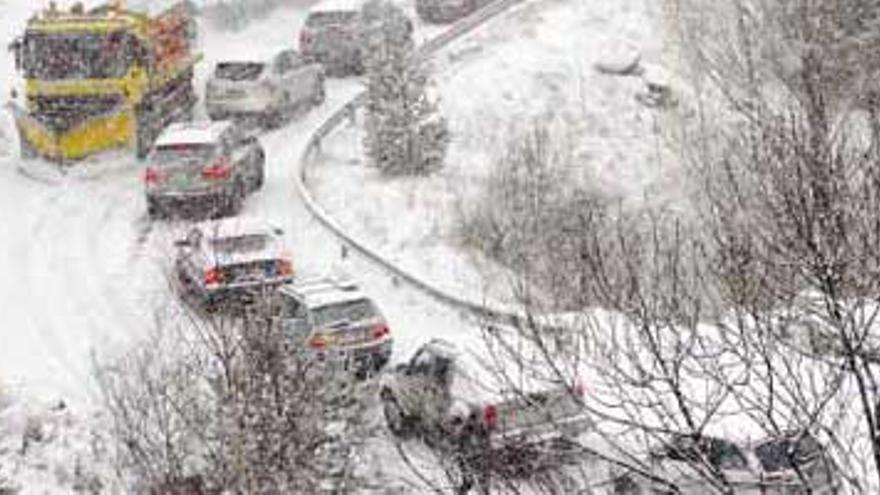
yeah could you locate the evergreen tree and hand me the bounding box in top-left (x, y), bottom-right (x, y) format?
top-left (362, 0), bottom-right (449, 176)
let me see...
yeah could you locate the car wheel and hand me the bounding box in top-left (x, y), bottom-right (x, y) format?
top-left (146, 197), bottom-right (162, 220)
top-left (382, 395), bottom-right (412, 439)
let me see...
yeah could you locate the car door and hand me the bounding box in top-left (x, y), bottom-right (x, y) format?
top-left (222, 126), bottom-right (254, 184)
top-left (287, 50), bottom-right (317, 104)
top-left (273, 293), bottom-right (311, 351)
top-left (177, 227), bottom-right (204, 289)
top-left (272, 51), bottom-right (298, 105)
top-left (288, 50), bottom-right (315, 104)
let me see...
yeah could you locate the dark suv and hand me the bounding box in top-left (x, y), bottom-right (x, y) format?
top-left (144, 120), bottom-right (265, 219)
top-left (300, 5), bottom-right (366, 76)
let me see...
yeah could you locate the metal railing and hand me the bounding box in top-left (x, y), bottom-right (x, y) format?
top-left (294, 0), bottom-right (529, 324)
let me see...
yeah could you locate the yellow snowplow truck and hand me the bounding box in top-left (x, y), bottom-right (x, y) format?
top-left (7, 1), bottom-right (200, 162)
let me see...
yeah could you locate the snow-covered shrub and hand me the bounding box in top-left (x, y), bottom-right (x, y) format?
top-left (459, 121), bottom-right (610, 309)
top-left (362, 0), bottom-right (449, 176)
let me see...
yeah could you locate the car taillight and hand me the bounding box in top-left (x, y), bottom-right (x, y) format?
top-left (371, 323), bottom-right (390, 340)
top-left (482, 404), bottom-right (498, 430)
top-left (204, 267), bottom-right (223, 286)
top-left (201, 160), bottom-right (231, 180)
top-left (276, 258), bottom-right (294, 276)
top-left (309, 334), bottom-right (328, 350)
top-left (144, 167), bottom-right (162, 184)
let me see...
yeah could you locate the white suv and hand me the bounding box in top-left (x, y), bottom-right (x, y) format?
top-left (206, 49), bottom-right (325, 128)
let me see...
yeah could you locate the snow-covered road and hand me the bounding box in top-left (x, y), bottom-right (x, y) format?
top-left (0, 2), bottom-right (515, 491)
top-left (0, 1), bottom-right (473, 408)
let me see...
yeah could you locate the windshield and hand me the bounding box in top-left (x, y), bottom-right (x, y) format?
top-left (211, 234), bottom-right (271, 254)
top-left (306, 11), bottom-right (359, 27)
top-left (22, 30), bottom-right (139, 80)
top-left (151, 144), bottom-right (218, 167)
top-left (214, 62), bottom-right (265, 81)
top-left (312, 299), bottom-right (377, 327)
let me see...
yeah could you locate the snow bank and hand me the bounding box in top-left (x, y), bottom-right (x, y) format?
top-left (0, 384), bottom-right (117, 494)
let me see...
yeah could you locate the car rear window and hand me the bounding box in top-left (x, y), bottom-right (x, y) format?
top-left (211, 234), bottom-right (270, 253)
top-left (151, 143), bottom-right (218, 167)
top-left (306, 11), bottom-right (359, 26)
top-left (214, 62), bottom-right (265, 81)
top-left (312, 299), bottom-right (377, 327)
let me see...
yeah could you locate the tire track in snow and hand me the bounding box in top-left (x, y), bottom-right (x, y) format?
top-left (13, 166), bottom-right (154, 401)
top-left (14, 186), bottom-right (93, 398)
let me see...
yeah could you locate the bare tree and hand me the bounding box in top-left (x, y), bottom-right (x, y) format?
top-left (95, 290), bottom-right (373, 493)
top-left (458, 120), bottom-right (612, 311)
top-left (662, 0), bottom-right (880, 490)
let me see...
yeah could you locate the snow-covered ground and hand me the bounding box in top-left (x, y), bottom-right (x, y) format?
top-left (308, 0), bottom-right (678, 307)
top-left (0, 0), bottom-right (485, 490)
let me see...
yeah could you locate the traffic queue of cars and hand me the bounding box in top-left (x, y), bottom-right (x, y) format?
top-left (131, 0), bottom-right (603, 475)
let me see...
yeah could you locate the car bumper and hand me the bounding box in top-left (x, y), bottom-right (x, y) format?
top-left (205, 276), bottom-right (295, 297)
top-left (148, 188), bottom-right (232, 214)
top-left (303, 48), bottom-right (362, 73)
top-left (200, 276), bottom-right (295, 308)
top-left (488, 413), bottom-right (593, 451)
top-left (206, 95), bottom-right (278, 116)
top-left (313, 339), bottom-right (393, 374)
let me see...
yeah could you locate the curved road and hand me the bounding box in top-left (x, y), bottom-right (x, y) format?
top-left (0, 3), bottom-right (474, 408)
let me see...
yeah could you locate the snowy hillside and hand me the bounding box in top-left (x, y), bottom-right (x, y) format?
top-left (309, 0), bottom-right (675, 306)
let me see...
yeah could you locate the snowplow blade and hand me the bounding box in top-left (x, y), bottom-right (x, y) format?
top-left (7, 102), bottom-right (134, 162)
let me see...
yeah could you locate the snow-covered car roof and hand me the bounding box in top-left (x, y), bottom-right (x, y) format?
top-left (279, 276), bottom-right (370, 309)
top-left (193, 217), bottom-right (285, 240)
top-left (308, 0), bottom-right (367, 14)
top-left (154, 121), bottom-right (233, 147)
top-left (125, 0), bottom-right (192, 15)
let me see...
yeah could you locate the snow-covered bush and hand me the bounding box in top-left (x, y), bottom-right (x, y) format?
top-left (459, 121), bottom-right (611, 309)
top-left (362, 0), bottom-right (449, 176)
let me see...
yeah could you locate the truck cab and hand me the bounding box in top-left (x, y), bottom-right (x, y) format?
top-left (8, 1), bottom-right (199, 161)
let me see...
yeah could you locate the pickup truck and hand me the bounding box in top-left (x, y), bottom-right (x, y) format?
top-left (379, 338), bottom-right (591, 474)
